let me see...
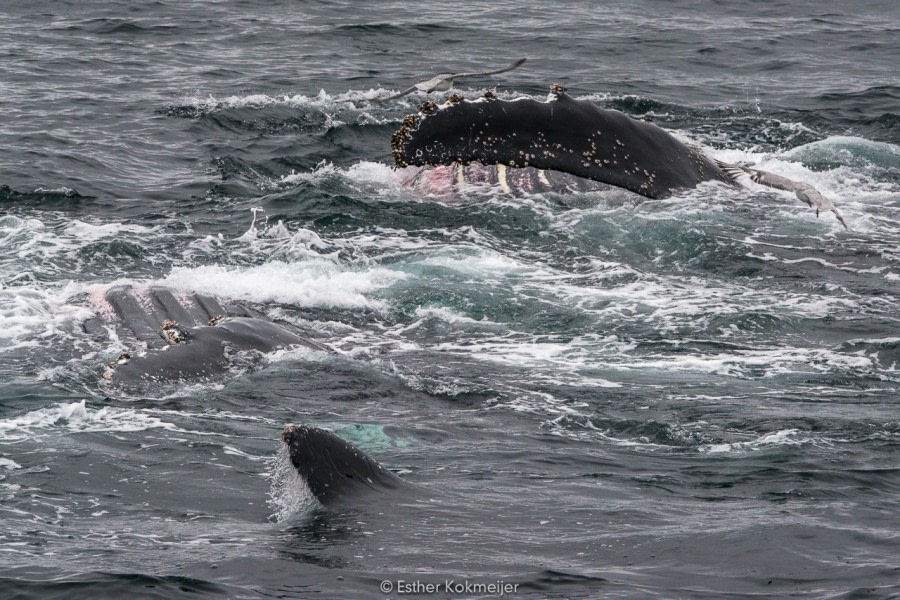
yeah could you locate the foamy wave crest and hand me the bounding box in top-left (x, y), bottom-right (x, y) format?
top-left (174, 88), bottom-right (387, 115)
top-left (416, 247), bottom-right (536, 277)
top-left (160, 260), bottom-right (405, 310)
top-left (0, 214), bottom-right (164, 283)
top-left (62, 220), bottom-right (159, 241)
top-left (0, 283), bottom-right (94, 352)
top-left (278, 160), bottom-right (403, 191)
top-left (0, 457), bottom-right (22, 470)
top-left (785, 136), bottom-right (900, 170)
top-left (612, 345), bottom-right (875, 377)
top-left (700, 429), bottom-right (818, 454)
top-left (0, 400), bottom-right (181, 441)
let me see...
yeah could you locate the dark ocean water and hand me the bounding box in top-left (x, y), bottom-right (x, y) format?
top-left (1, 1), bottom-right (899, 598)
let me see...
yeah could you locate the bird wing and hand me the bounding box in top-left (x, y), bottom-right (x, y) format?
top-left (445, 57), bottom-right (527, 80)
top-left (369, 58), bottom-right (526, 102)
top-left (414, 74), bottom-right (452, 92)
top-left (715, 160), bottom-right (848, 230)
top-left (369, 85), bottom-right (421, 103)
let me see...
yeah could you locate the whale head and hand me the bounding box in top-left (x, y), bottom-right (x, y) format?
top-left (280, 425), bottom-right (404, 507)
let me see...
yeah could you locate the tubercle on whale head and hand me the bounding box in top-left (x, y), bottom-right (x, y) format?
top-left (548, 83), bottom-right (567, 100)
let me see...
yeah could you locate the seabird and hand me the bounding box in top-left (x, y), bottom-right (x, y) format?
top-left (370, 58), bottom-right (526, 103)
top-left (716, 160), bottom-right (847, 229)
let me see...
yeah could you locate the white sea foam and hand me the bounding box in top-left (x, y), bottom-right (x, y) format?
top-left (279, 160), bottom-right (401, 190)
top-left (701, 429), bottom-right (815, 454)
top-left (265, 345), bottom-right (332, 365)
top-left (0, 283), bottom-right (95, 351)
top-left (62, 220), bottom-right (158, 241)
top-left (315, 230), bottom-right (879, 400)
top-left (177, 88), bottom-right (381, 112)
top-left (0, 400), bottom-right (182, 441)
top-left (32, 186), bottom-right (77, 195)
top-left (177, 87), bottom-right (538, 117)
top-left (409, 306), bottom-right (503, 329)
top-left (1, 215), bottom-right (160, 273)
top-left (784, 136), bottom-right (900, 169)
top-left (415, 248), bottom-right (536, 277)
top-left (612, 346), bottom-right (874, 377)
top-left (0, 213), bottom-right (174, 356)
top-left (0, 457), bottom-right (22, 470)
top-left (266, 444), bottom-right (317, 521)
top-left (160, 260), bottom-right (405, 310)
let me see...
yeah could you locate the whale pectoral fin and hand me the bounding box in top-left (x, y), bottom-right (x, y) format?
top-left (714, 160), bottom-right (848, 230)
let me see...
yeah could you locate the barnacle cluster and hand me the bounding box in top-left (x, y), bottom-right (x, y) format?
top-left (161, 319), bottom-right (189, 344)
top-left (101, 352), bottom-right (131, 381)
top-left (549, 82), bottom-right (567, 96)
top-left (391, 113), bottom-right (422, 168)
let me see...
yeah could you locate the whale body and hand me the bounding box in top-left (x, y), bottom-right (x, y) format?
top-left (84, 286), bottom-right (322, 387)
top-left (391, 85), bottom-right (847, 227)
top-left (392, 85), bottom-right (735, 199)
top-left (280, 424), bottom-right (406, 507)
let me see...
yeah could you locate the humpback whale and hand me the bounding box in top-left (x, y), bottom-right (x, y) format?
top-left (84, 286), bottom-right (322, 387)
top-left (280, 424), bottom-right (406, 507)
top-left (391, 84), bottom-right (847, 227)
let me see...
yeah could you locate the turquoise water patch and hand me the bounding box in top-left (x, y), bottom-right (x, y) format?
top-left (318, 421), bottom-right (412, 451)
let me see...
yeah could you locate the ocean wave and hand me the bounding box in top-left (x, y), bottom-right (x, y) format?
top-left (0, 400), bottom-right (182, 441)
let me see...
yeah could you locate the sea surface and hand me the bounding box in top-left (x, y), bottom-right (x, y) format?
top-left (1, 1), bottom-right (898, 598)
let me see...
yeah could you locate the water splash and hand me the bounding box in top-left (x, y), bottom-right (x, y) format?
top-left (266, 443), bottom-right (317, 521)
